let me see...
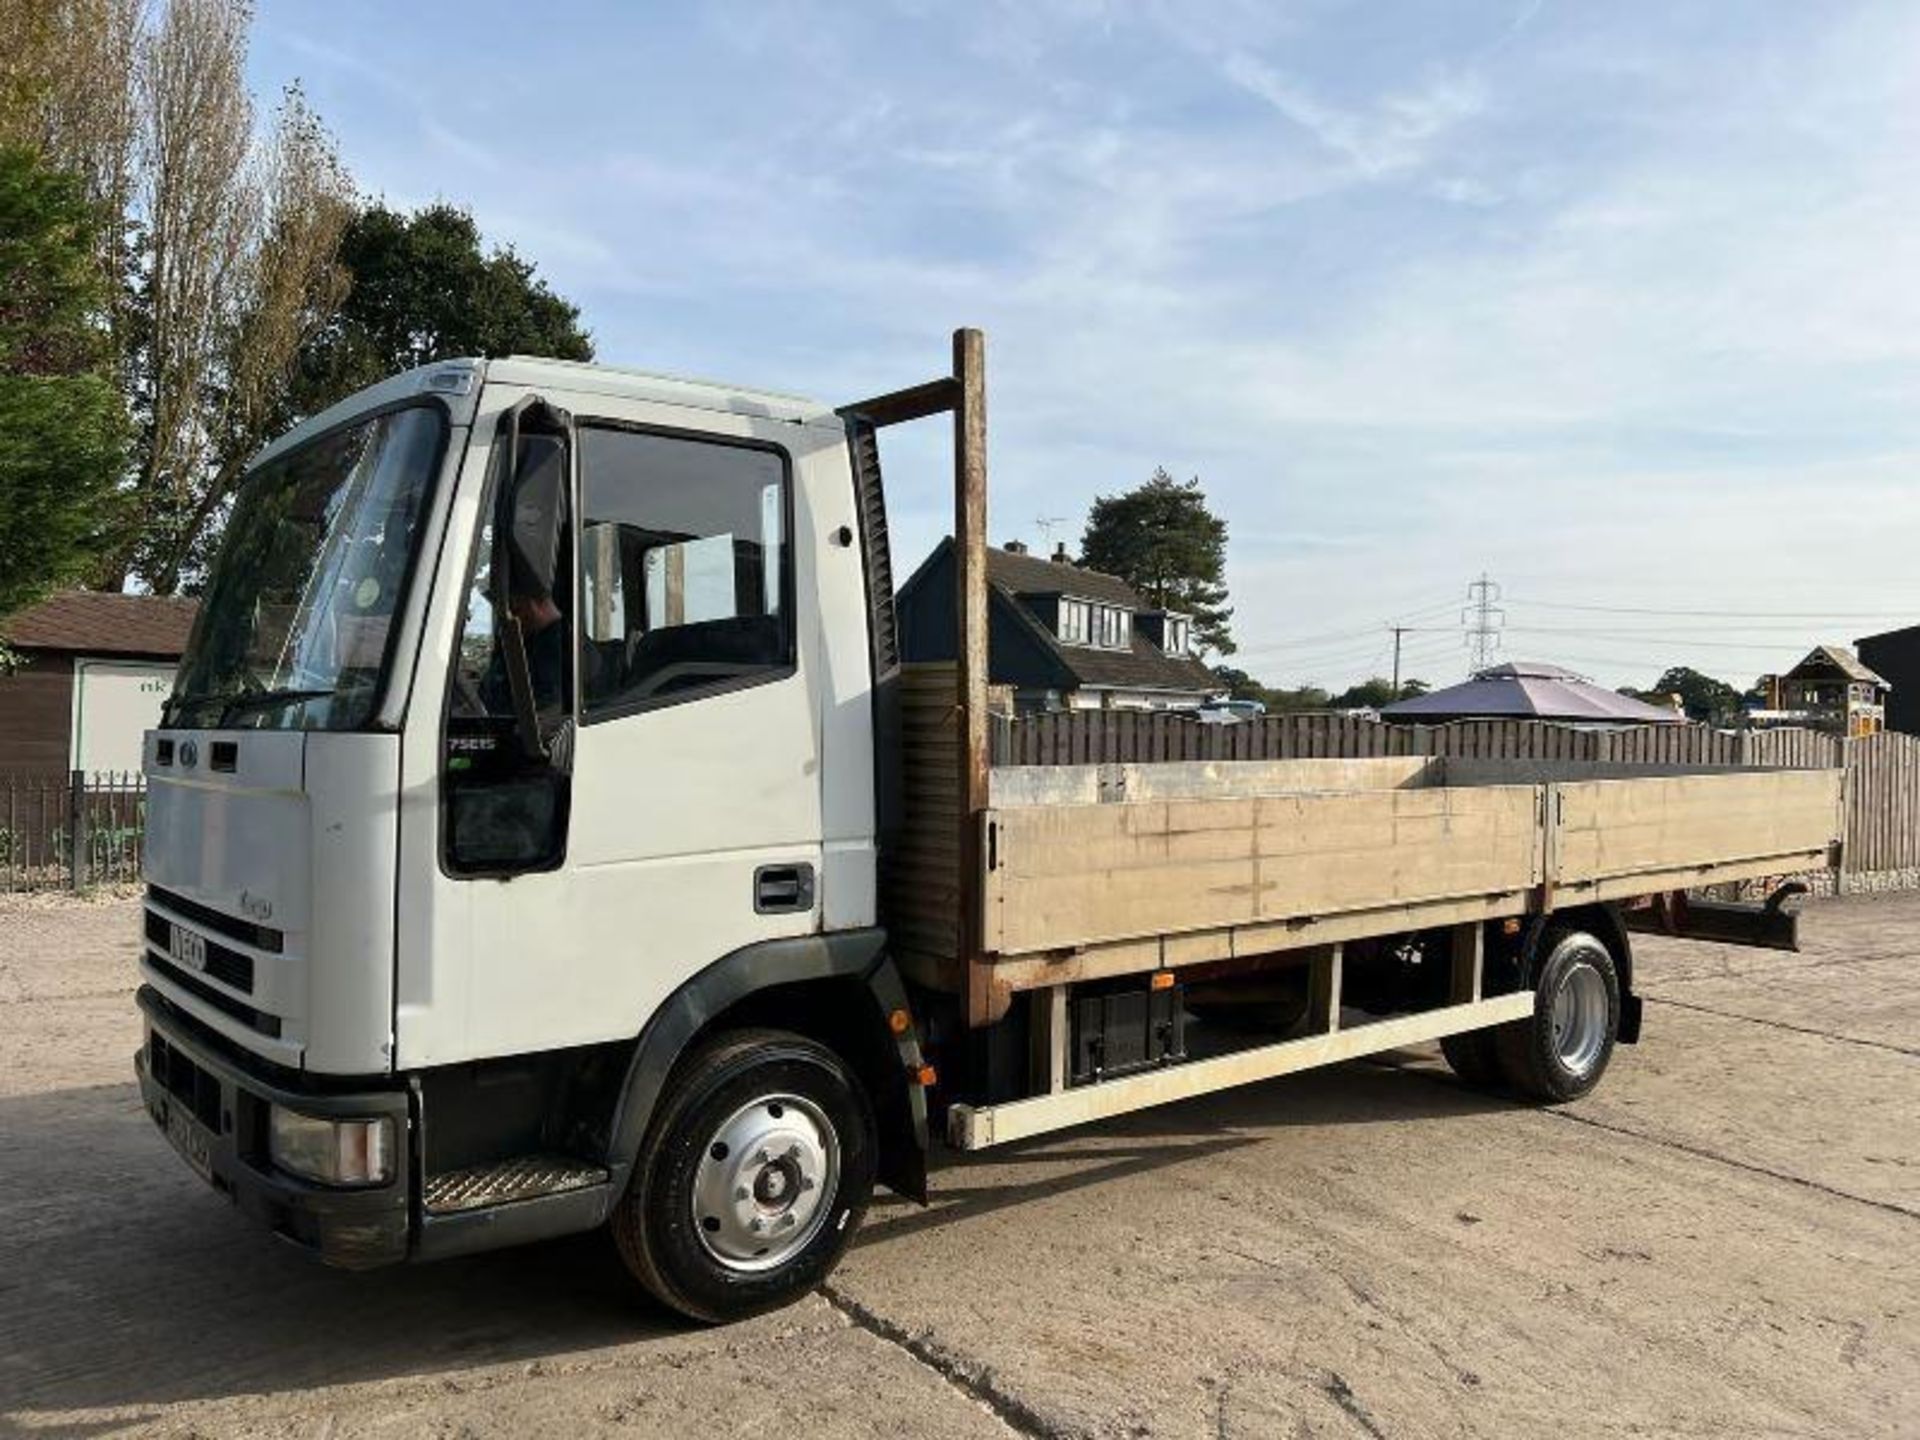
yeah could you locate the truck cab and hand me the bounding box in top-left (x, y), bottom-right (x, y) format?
top-left (137, 355), bottom-right (927, 1322)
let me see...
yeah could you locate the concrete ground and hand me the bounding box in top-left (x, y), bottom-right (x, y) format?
top-left (1, 890), bottom-right (1915, 1438)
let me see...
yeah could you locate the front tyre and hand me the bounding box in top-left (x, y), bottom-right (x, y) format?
top-left (612, 1028), bottom-right (876, 1323)
top-left (1494, 929), bottom-right (1621, 1102)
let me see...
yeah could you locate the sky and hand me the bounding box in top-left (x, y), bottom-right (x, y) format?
top-left (250, 0), bottom-right (1920, 693)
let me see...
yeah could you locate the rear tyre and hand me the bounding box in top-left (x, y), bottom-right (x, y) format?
top-left (611, 1028), bottom-right (876, 1324)
top-left (1493, 929), bottom-right (1620, 1102)
top-left (1439, 1028), bottom-right (1504, 1087)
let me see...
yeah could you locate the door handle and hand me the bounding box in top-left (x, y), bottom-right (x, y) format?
top-left (754, 863), bottom-right (816, 915)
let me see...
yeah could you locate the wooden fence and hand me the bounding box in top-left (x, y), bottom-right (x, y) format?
top-left (991, 711), bottom-right (1920, 888)
top-left (1842, 731), bottom-right (1920, 881)
top-left (0, 771), bottom-right (146, 893)
top-left (991, 711), bottom-right (1844, 769)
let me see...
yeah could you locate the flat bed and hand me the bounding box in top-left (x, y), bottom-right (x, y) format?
top-left (882, 665), bottom-right (1842, 1148)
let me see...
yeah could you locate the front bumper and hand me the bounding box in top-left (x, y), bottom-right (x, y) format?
top-left (135, 986), bottom-right (411, 1269)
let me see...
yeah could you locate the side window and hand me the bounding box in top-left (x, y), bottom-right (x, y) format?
top-left (442, 426), bottom-right (575, 877)
top-left (449, 438), bottom-right (574, 726)
top-left (577, 427), bottom-right (790, 717)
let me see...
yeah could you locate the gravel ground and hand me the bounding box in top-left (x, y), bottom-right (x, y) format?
top-left (1, 890), bottom-right (1915, 1437)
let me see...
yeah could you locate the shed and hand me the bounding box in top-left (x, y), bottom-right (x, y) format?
top-left (1777, 644), bottom-right (1888, 737)
top-left (0, 592), bottom-right (198, 775)
top-left (1380, 661), bottom-right (1683, 726)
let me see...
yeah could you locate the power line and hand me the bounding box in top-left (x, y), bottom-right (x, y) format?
top-left (1237, 598), bottom-right (1462, 654)
top-left (1506, 598), bottom-right (1912, 621)
top-left (1236, 627), bottom-right (1456, 666)
top-left (1504, 628), bottom-right (1822, 653)
top-left (1500, 621), bottom-right (1892, 635)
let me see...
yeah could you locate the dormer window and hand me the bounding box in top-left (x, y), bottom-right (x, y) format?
top-left (1057, 598), bottom-right (1131, 650)
top-left (1163, 616), bottom-right (1191, 655)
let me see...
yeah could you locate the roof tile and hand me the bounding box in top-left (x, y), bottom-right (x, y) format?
top-left (1, 591), bottom-right (199, 657)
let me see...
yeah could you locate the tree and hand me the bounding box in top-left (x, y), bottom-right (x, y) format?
top-left (4, 0), bottom-right (359, 591)
top-left (1210, 665), bottom-right (1261, 701)
top-left (144, 85), bottom-right (354, 591)
top-left (1081, 468), bottom-right (1233, 654)
top-left (291, 203), bottom-right (594, 415)
top-left (1329, 676), bottom-right (1429, 709)
top-left (0, 0), bottom-right (141, 302)
top-left (1, 3), bottom-right (594, 594)
top-left (1627, 665), bottom-right (1741, 724)
top-left (0, 145), bottom-right (127, 649)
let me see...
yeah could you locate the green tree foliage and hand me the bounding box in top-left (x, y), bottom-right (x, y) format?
top-left (1624, 665), bottom-right (1740, 723)
top-left (1210, 665), bottom-right (1260, 700)
top-left (1081, 468), bottom-right (1233, 654)
top-left (292, 204), bottom-right (593, 413)
top-left (0, 145), bottom-right (127, 649)
top-left (1329, 676), bottom-right (1430, 709)
top-left (1262, 684), bottom-right (1333, 714)
top-left (1211, 664), bottom-right (1427, 714)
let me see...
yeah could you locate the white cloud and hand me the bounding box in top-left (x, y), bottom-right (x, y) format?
top-left (1220, 52), bottom-right (1486, 177)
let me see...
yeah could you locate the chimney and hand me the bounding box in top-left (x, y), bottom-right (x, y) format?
top-left (1051, 542), bottom-right (1072, 564)
top-left (1003, 539), bottom-right (1028, 555)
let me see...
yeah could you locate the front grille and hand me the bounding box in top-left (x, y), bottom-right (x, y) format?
top-left (148, 951), bottom-right (282, 1039)
top-left (146, 885), bottom-right (283, 954)
top-left (148, 1029), bottom-right (223, 1131)
top-left (143, 909), bottom-right (254, 992)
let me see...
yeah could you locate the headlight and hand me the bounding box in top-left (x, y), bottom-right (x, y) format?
top-left (269, 1108), bottom-right (394, 1186)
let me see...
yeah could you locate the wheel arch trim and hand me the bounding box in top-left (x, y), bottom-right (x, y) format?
top-left (604, 929), bottom-right (929, 1203)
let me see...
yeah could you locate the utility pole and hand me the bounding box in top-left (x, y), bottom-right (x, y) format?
top-left (1389, 626), bottom-right (1411, 696)
top-left (1463, 574), bottom-right (1504, 676)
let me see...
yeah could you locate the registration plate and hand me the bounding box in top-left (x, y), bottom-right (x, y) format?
top-left (162, 1101), bottom-right (214, 1183)
top-left (170, 922), bottom-right (207, 974)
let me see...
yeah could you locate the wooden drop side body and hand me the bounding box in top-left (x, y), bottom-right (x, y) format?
top-left (882, 663), bottom-right (1844, 1009)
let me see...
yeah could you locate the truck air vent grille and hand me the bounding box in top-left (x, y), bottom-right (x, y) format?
top-left (848, 420), bottom-right (899, 676)
top-left (147, 1031), bottom-right (223, 1131)
top-left (142, 909), bottom-right (255, 992)
top-left (146, 885), bottom-right (284, 954)
top-left (147, 951), bottom-right (282, 1039)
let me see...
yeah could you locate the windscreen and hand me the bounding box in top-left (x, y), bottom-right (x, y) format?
top-left (167, 405), bottom-right (447, 731)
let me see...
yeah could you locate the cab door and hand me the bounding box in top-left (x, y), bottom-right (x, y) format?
top-left (396, 388), bottom-right (824, 1066)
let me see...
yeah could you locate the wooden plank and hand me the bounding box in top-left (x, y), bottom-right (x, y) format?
top-left (839, 375), bottom-right (959, 428)
top-left (949, 990), bottom-right (1538, 1148)
top-left (988, 890), bottom-right (1526, 992)
top-left (1554, 770), bottom-right (1842, 884)
top-left (953, 328), bottom-right (994, 1026)
top-left (989, 757), bottom-right (1434, 807)
top-left (983, 784), bottom-right (1542, 955)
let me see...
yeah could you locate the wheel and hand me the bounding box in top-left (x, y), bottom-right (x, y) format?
top-left (1493, 929), bottom-right (1620, 1102)
top-left (611, 1028), bottom-right (876, 1323)
top-left (1439, 1028), bottom-right (1503, 1087)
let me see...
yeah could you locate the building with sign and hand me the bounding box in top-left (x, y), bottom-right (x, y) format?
top-left (0, 592), bottom-right (198, 775)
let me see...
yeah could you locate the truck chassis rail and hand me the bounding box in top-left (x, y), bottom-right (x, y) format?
top-left (949, 988), bottom-right (1535, 1148)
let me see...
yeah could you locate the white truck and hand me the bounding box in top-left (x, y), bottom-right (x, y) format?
top-left (136, 330), bottom-right (1842, 1322)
